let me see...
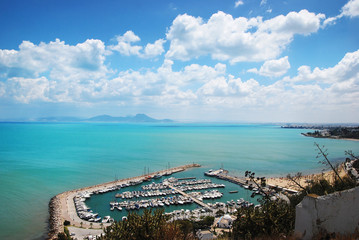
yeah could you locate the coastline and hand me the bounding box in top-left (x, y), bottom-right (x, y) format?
top-left (48, 163), bottom-right (352, 239)
top-left (48, 163), bottom-right (200, 239)
top-left (266, 164), bottom-right (348, 191)
top-left (301, 133), bottom-right (359, 142)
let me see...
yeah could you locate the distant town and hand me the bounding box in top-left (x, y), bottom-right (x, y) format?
top-left (281, 124), bottom-right (359, 140)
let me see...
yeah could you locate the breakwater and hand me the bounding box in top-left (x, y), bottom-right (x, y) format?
top-left (47, 163), bottom-right (200, 239)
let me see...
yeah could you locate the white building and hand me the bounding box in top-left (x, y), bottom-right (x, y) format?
top-left (216, 214), bottom-right (233, 229)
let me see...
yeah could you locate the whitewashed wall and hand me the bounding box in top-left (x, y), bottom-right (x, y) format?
top-left (295, 186), bottom-right (359, 239)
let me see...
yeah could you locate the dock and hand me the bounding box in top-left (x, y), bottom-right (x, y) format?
top-left (206, 169), bottom-right (299, 194)
top-left (48, 163), bottom-right (201, 239)
top-left (178, 177), bottom-right (196, 180)
top-left (167, 183), bottom-right (214, 211)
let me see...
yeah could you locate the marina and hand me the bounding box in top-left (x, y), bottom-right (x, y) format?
top-left (48, 162), bottom-right (303, 239)
top-left (70, 169), bottom-right (288, 228)
top-left (69, 168), bottom-right (296, 229)
top-left (48, 163), bottom-right (201, 239)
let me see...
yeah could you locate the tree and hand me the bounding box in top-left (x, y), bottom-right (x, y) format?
top-left (56, 226), bottom-right (73, 240)
top-left (315, 142), bottom-right (344, 184)
top-left (232, 200), bottom-right (295, 240)
top-left (286, 172), bottom-right (308, 194)
top-left (97, 209), bottom-right (191, 240)
top-left (244, 171), bottom-right (269, 200)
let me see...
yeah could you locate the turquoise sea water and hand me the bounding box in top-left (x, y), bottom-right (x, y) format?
top-left (0, 122), bottom-right (358, 240)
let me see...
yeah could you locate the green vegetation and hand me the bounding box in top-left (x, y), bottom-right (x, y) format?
top-left (306, 127), bottom-right (359, 139)
top-left (232, 200), bottom-right (295, 240)
top-left (229, 147), bottom-right (358, 240)
top-left (57, 227), bottom-right (72, 240)
top-left (97, 209), bottom-right (207, 240)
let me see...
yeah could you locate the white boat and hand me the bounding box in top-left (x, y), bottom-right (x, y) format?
top-left (102, 216), bottom-right (110, 223)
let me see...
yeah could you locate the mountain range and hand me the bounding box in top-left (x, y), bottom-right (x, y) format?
top-left (35, 114), bottom-right (173, 123)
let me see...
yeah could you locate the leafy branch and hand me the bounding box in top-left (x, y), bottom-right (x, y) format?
top-left (314, 142), bottom-right (344, 185)
top-left (286, 172), bottom-right (308, 194)
top-left (245, 171), bottom-right (269, 200)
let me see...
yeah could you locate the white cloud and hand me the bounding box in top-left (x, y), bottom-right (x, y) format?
top-left (324, 0), bottom-right (359, 26)
top-left (110, 31), bottom-right (165, 58)
top-left (166, 10), bottom-right (324, 63)
top-left (0, 39), bottom-right (111, 103)
top-left (0, 32), bottom-right (358, 122)
top-left (291, 49), bottom-right (359, 84)
top-left (5, 77), bottom-right (51, 103)
top-left (143, 39), bottom-right (166, 58)
top-left (248, 56), bottom-right (290, 77)
top-left (2, 48), bottom-right (358, 111)
top-left (110, 31), bottom-right (142, 56)
top-left (260, 0), bottom-right (267, 6)
top-left (235, 0), bottom-right (244, 8)
top-left (342, 0), bottom-right (359, 18)
top-left (0, 39), bottom-right (109, 80)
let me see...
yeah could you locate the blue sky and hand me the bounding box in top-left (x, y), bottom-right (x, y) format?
top-left (0, 0), bottom-right (358, 122)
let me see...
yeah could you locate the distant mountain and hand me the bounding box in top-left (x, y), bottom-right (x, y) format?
top-left (36, 116), bottom-right (84, 122)
top-left (33, 114), bottom-right (173, 123)
top-left (87, 115), bottom-right (120, 122)
top-left (87, 114), bottom-right (173, 123)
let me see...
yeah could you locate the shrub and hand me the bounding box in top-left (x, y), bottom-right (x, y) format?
top-left (232, 200), bottom-right (295, 240)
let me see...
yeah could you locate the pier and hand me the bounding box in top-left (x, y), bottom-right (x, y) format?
top-left (206, 169), bottom-right (299, 194)
top-left (167, 183), bottom-right (214, 211)
top-left (48, 163), bottom-right (201, 239)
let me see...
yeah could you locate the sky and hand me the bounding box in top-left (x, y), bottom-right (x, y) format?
top-left (0, 0), bottom-right (358, 122)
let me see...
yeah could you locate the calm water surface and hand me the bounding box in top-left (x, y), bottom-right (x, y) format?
top-left (0, 122), bottom-right (358, 239)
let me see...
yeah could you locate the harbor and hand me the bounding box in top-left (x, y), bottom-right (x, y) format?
top-left (48, 163), bottom-right (201, 239)
top-left (49, 164), bottom-right (298, 239)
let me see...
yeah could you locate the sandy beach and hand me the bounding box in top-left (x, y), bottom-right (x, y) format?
top-left (266, 164), bottom-right (349, 191)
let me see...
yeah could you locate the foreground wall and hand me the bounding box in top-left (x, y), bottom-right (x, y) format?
top-left (295, 186), bottom-right (359, 239)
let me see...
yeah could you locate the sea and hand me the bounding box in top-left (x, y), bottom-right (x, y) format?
top-left (0, 122), bottom-right (358, 240)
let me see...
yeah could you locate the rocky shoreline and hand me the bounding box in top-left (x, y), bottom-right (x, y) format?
top-left (48, 195), bottom-right (63, 239)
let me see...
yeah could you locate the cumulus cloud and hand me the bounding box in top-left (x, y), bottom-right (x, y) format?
top-left (5, 77), bottom-right (51, 103)
top-left (235, 0), bottom-right (244, 8)
top-left (342, 0), bottom-right (359, 18)
top-left (165, 10), bottom-right (324, 63)
top-left (324, 0), bottom-right (359, 26)
top-left (0, 47), bottom-right (358, 122)
top-left (0, 39), bottom-right (111, 103)
top-left (110, 31), bottom-right (165, 58)
top-left (248, 56), bottom-right (290, 77)
top-left (0, 39), bottom-right (109, 81)
top-left (291, 49), bottom-right (359, 84)
top-left (110, 31), bottom-right (142, 56)
top-left (143, 39), bottom-right (166, 58)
